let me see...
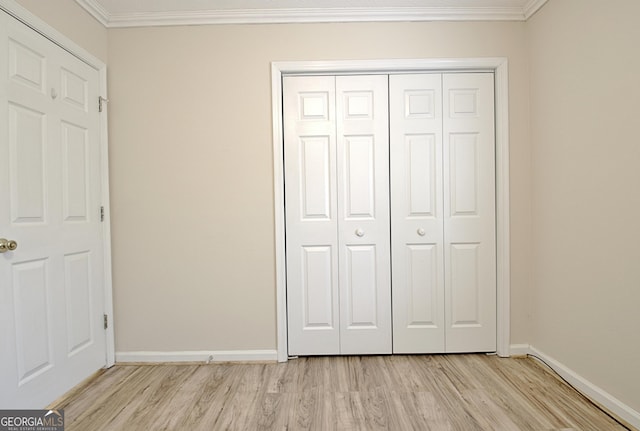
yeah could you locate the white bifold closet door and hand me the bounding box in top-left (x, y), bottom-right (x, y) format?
top-left (284, 75), bottom-right (391, 356)
top-left (390, 73), bottom-right (496, 353)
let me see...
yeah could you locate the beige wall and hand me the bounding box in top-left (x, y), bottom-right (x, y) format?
top-left (528, 0), bottom-right (640, 411)
top-left (14, 0), bottom-right (107, 62)
top-left (107, 22), bottom-right (531, 352)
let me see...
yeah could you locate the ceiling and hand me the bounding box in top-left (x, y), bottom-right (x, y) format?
top-left (75, 0), bottom-right (548, 27)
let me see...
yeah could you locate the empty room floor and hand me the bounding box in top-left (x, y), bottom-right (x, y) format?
top-left (52, 354), bottom-right (629, 430)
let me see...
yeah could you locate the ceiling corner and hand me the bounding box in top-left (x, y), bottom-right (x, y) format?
top-left (523, 0), bottom-right (549, 20)
top-left (75, 0), bottom-right (110, 27)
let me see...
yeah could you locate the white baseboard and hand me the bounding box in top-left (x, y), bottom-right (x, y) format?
top-left (508, 343), bottom-right (531, 357)
top-left (115, 350), bottom-right (278, 363)
top-left (510, 344), bottom-right (640, 430)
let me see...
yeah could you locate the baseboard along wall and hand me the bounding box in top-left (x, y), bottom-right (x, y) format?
top-left (510, 344), bottom-right (640, 430)
top-left (115, 350), bottom-right (278, 363)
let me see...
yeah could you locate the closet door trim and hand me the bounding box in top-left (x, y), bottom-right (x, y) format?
top-left (272, 58), bottom-right (510, 362)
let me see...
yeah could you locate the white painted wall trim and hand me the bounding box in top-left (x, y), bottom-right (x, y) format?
top-left (508, 343), bottom-right (531, 356)
top-left (0, 0), bottom-right (115, 367)
top-left (116, 350), bottom-right (278, 363)
top-left (522, 0), bottom-right (549, 20)
top-left (510, 344), bottom-right (640, 430)
top-left (272, 58), bottom-right (511, 362)
top-left (74, 0), bottom-right (109, 27)
top-left (74, 1), bottom-right (547, 28)
top-left (494, 61), bottom-right (511, 358)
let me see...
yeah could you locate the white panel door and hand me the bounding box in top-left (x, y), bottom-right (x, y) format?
top-left (390, 74), bottom-right (445, 353)
top-left (284, 76), bottom-right (340, 355)
top-left (336, 75), bottom-right (391, 354)
top-left (443, 73), bottom-right (496, 352)
top-left (0, 11), bottom-right (106, 408)
top-left (284, 75), bottom-right (391, 355)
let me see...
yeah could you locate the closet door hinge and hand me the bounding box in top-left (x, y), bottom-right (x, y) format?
top-left (98, 96), bottom-right (109, 112)
top-left (100, 206), bottom-right (105, 222)
top-left (103, 314), bottom-right (108, 330)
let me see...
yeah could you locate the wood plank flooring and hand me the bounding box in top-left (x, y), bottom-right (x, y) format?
top-left (52, 355), bottom-right (629, 431)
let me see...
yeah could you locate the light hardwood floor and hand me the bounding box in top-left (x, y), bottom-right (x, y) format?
top-left (52, 355), bottom-right (629, 430)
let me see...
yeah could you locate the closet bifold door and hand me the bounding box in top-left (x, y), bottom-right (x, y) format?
top-left (284, 76), bottom-right (340, 355)
top-left (336, 75), bottom-right (391, 355)
top-left (390, 74), bottom-right (446, 353)
top-left (284, 75), bottom-right (391, 356)
top-left (391, 73), bottom-right (496, 354)
top-left (443, 73), bottom-right (496, 353)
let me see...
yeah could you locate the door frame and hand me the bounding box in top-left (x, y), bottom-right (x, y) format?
top-left (272, 58), bottom-right (510, 362)
top-left (0, 0), bottom-right (115, 367)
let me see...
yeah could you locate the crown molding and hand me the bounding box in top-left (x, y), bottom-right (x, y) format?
top-left (523, 0), bottom-right (549, 20)
top-left (74, 0), bottom-right (109, 26)
top-left (73, 3), bottom-right (540, 28)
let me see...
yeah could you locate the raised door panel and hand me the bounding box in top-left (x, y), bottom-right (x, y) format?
top-left (449, 243), bottom-right (481, 326)
top-left (336, 75), bottom-right (391, 354)
top-left (343, 245), bottom-right (378, 329)
top-left (405, 244), bottom-right (439, 327)
top-left (343, 136), bottom-right (375, 219)
top-left (443, 73), bottom-right (496, 353)
top-left (8, 38), bottom-right (45, 94)
top-left (60, 68), bottom-right (88, 112)
top-left (64, 251), bottom-right (93, 356)
top-left (8, 103), bottom-right (46, 224)
top-left (11, 258), bottom-right (53, 384)
top-left (61, 122), bottom-right (89, 222)
top-left (283, 76), bottom-right (340, 355)
top-left (390, 74), bottom-right (445, 353)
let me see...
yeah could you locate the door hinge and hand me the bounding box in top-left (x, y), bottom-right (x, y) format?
top-left (103, 314), bottom-right (108, 330)
top-left (100, 206), bottom-right (105, 222)
top-left (98, 96), bottom-right (109, 113)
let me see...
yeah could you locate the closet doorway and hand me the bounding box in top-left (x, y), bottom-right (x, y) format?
top-left (272, 59), bottom-right (511, 361)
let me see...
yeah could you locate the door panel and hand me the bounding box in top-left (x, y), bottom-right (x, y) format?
top-left (405, 244), bottom-right (439, 328)
top-left (343, 244), bottom-right (378, 329)
top-left (62, 122), bottom-right (90, 222)
top-left (450, 133), bottom-right (479, 216)
top-left (443, 73), bottom-right (496, 353)
top-left (300, 246), bottom-right (334, 329)
top-left (12, 258), bottom-right (53, 384)
top-left (390, 74), bottom-right (445, 353)
top-left (284, 76), bottom-right (340, 355)
top-left (300, 136), bottom-right (332, 220)
top-left (8, 103), bottom-right (46, 223)
top-left (337, 75), bottom-right (391, 354)
top-left (450, 243), bottom-right (481, 326)
top-left (343, 136), bottom-right (375, 218)
top-left (8, 37), bottom-right (45, 93)
top-left (60, 68), bottom-right (88, 112)
top-left (0, 11), bottom-right (106, 408)
top-left (64, 251), bottom-right (93, 355)
top-left (407, 134), bottom-right (437, 216)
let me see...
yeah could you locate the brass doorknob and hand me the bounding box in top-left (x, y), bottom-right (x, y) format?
top-left (0, 238), bottom-right (18, 253)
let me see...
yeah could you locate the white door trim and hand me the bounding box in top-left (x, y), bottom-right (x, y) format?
top-left (273, 58), bottom-right (510, 362)
top-left (0, 0), bottom-right (115, 367)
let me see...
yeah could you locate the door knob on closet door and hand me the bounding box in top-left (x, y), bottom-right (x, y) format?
top-left (417, 228), bottom-right (426, 236)
top-left (355, 229), bottom-right (365, 237)
top-left (0, 238), bottom-right (18, 253)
